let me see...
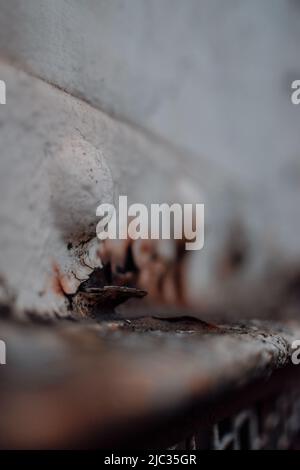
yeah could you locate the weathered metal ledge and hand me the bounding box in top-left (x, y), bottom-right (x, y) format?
top-left (1, 316), bottom-right (300, 449)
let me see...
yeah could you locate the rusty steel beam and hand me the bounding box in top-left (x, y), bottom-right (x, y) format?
top-left (0, 317), bottom-right (300, 449)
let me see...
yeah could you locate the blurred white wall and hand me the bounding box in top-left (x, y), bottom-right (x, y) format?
top-left (0, 1), bottom-right (299, 316)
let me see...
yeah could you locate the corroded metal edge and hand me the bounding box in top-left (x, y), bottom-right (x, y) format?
top-left (0, 317), bottom-right (300, 448)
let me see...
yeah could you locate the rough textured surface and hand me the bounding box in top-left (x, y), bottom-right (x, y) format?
top-left (0, 0), bottom-right (299, 258)
top-left (0, 62), bottom-right (213, 316)
top-left (1, 2), bottom-right (299, 451)
top-left (1, 60), bottom-right (279, 319)
top-left (0, 317), bottom-right (299, 448)
top-left (0, 3), bottom-right (300, 320)
top-left (0, 60), bottom-right (300, 320)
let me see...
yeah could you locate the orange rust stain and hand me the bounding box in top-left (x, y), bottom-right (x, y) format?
top-left (51, 262), bottom-right (65, 296)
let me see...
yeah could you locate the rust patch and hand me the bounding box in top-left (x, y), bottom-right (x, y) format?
top-left (71, 234), bottom-right (194, 318)
top-left (76, 285), bottom-right (147, 318)
top-left (51, 263), bottom-right (65, 297)
top-left (71, 234), bottom-right (195, 318)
